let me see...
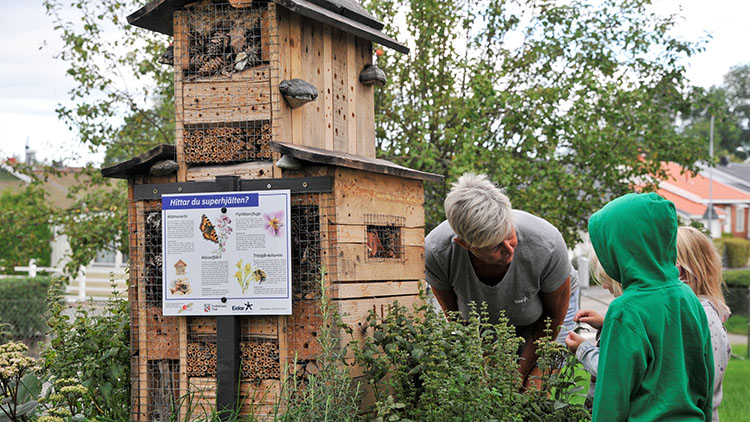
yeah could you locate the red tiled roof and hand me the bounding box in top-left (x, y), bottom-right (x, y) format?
top-left (655, 188), bottom-right (725, 218)
top-left (661, 161), bottom-right (750, 201)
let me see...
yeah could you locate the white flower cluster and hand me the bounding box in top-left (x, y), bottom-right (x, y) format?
top-left (0, 342), bottom-right (38, 379)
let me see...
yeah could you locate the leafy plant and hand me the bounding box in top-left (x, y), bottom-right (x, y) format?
top-left (41, 279), bottom-right (130, 420)
top-left (278, 267), bottom-right (361, 422)
top-left (0, 276), bottom-right (52, 342)
top-left (353, 300), bottom-right (524, 421)
top-left (352, 299), bottom-right (590, 422)
top-left (37, 378), bottom-right (88, 421)
top-left (0, 342), bottom-right (42, 422)
top-left (519, 322), bottom-right (590, 422)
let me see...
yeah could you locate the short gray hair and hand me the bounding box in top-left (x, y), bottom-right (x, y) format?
top-left (444, 173), bottom-right (513, 248)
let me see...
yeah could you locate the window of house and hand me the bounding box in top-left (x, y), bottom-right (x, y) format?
top-left (737, 206), bottom-right (745, 232)
top-left (93, 248), bottom-right (116, 266)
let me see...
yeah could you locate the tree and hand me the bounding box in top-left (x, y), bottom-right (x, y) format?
top-left (0, 177), bottom-right (53, 273)
top-left (365, 0), bottom-right (706, 244)
top-left (723, 63), bottom-right (750, 156)
top-left (44, 0), bottom-right (174, 161)
top-left (679, 86), bottom-right (741, 161)
top-left (40, 0), bottom-right (172, 277)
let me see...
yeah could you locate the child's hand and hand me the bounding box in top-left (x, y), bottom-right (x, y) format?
top-left (565, 331), bottom-right (585, 353)
top-left (574, 309), bottom-right (604, 330)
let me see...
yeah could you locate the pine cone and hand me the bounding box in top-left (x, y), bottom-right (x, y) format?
top-left (190, 53), bottom-right (209, 69)
top-left (206, 31), bottom-right (228, 56)
top-left (198, 56), bottom-right (225, 75)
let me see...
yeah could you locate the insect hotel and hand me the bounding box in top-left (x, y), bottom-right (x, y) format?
top-left (101, 0), bottom-right (442, 420)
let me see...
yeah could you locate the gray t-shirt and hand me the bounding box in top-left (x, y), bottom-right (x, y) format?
top-left (425, 210), bottom-right (578, 328)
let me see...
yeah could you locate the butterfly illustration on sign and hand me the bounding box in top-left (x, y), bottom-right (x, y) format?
top-left (200, 214), bottom-right (219, 244)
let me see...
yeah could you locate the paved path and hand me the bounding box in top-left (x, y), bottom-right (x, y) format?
top-left (579, 286), bottom-right (748, 345)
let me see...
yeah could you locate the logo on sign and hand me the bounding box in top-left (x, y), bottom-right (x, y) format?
top-left (204, 304), bottom-right (211, 312)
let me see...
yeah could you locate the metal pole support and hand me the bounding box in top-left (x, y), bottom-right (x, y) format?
top-left (214, 176), bottom-right (241, 420)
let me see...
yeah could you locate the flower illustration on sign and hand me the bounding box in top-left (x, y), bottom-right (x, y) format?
top-left (214, 214), bottom-right (233, 255)
top-left (235, 259), bottom-right (253, 294)
top-left (264, 211), bottom-right (284, 236)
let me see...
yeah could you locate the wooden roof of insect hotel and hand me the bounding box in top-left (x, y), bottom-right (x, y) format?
top-left (127, 0), bottom-right (409, 53)
top-left (101, 142), bottom-right (443, 182)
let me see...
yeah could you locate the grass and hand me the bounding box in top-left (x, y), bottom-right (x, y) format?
top-left (726, 314), bottom-right (749, 335)
top-left (720, 344), bottom-right (750, 422)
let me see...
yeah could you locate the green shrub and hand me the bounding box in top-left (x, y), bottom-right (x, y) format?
top-left (0, 276), bottom-right (52, 340)
top-left (713, 239), bottom-right (726, 262)
top-left (41, 278), bottom-right (130, 421)
top-left (723, 270), bottom-right (750, 287)
top-left (352, 300), bottom-right (590, 422)
top-left (277, 268), bottom-right (361, 422)
top-left (715, 237), bottom-right (750, 268)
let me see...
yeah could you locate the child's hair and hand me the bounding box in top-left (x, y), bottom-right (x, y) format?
top-left (589, 251), bottom-right (623, 296)
top-left (676, 226), bottom-right (729, 316)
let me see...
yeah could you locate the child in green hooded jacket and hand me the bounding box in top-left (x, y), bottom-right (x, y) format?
top-left (588, 192), bottom-right (713, 421)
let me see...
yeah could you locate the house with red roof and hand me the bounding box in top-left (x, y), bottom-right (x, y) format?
top-left (657, 161), bottom-right (750, 238)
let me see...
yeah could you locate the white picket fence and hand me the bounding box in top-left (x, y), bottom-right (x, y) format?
top-left (11, 259), bottom-right (128, 302)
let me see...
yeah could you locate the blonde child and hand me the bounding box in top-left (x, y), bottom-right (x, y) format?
top-left (565, 252), bottom-right (622, 410)
top-left (676, 226), bottom-right (731, 421)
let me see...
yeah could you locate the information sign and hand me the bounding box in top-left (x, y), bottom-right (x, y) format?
top-left (161, 190), bottom-right (292, 316)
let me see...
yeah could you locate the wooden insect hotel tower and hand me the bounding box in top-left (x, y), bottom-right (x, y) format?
top-left (101, 0), bottom-right (442, 420)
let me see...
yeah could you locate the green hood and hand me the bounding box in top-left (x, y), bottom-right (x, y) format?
top-left (588, 192), bottom-right (679, 290)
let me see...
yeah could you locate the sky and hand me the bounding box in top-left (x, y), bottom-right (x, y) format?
top-left (0, 0), bottom-right (749, 167)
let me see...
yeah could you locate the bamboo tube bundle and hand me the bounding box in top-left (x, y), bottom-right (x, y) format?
top-left (184, 123), bottom-right (276, 163)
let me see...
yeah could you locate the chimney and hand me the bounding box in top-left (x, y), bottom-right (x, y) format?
top-left (24, 139), bottom-right (36, 165)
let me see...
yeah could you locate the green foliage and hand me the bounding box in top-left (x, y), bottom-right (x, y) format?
top-left (43, 0), bottom-right (174, 163)
top-left (682, 64), bottom-right (750, 160)
top-left (0, 182), bottom-right (53, 273)
top-left (51, 166), bottom-right (129, 277)
top-left (715, 237), bottom-right (750, 268)
top-left (278, 267), bottom-right (361, 422)
top-left (36, 0), bottom-right (168, 281)
top-left (0, 342), bottom-right (42, 422)
top-left (714, 238), bottom-right (727, 261)
top-left (41, 279), bottom-right (130, 420)
top-left (5, 164), bottom-right (129, 281)
top-left (366, 0), bottom-right (705, 242)
top-left (352, 300), bottom-right (589, 421)
top-left (0, 276), bottom-right (52, 340)
top-left (37, 378), bottom-right (89, 421)
top-left (723, 269), bottom-right (750, 287)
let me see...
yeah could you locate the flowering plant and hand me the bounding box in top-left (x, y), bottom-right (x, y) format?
top-left (37, 377), bottom-right (88, 422)
top-left (0, 342), bottom-right (41, 421)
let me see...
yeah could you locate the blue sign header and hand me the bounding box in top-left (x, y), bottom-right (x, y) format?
top-left (162, 193), bottom-right (259, 210)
